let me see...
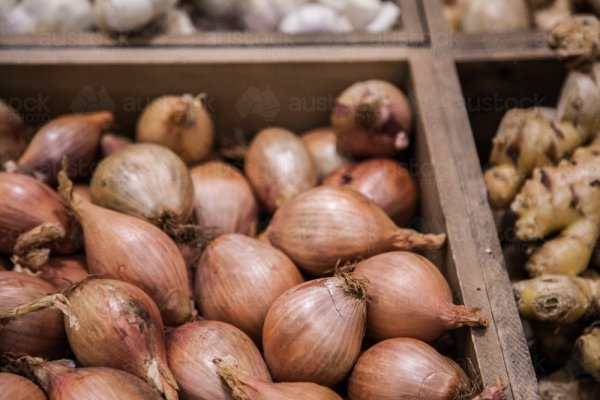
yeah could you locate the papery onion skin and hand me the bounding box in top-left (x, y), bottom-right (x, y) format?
top-left (38, 256), bottom-right (88, 290)
top-left (348, 338), bottom-right (470, 400)
top-left (18, 111), bottom-right (112, 184)
top-left (60, 174), bottom-right (193, 326)
top-left (0, 372), bottom-right (47, 400)
top-left (332, 80), bottom-right (412, 157)
top-left (64, 278), bottom-right (178, 400)
top-left (262, 276), bottom-right (366, 386)
top-left (190, 162), bottom-right (258, 236)
top-left (214, 356), bottom-right (342, 400)
top-left (301, 127), bottom-right (348, 181)
top-left (245, 127), bottom-right (318, 214)
top-left (32, 360), bottom-right (163, 400)
top-left (324, 158), bottom-right (417, 226)
top-left (0, 100), bottom-right (26, 162)
top-left (167, 320), bottom-right (271, 400)
top-left (90, 143), bottom-right (195, 228)
top-left (72, 185), bottom-right (91, 202)
top-left (136, 95), bottom-right (214, 164)
top-left (99, 133), bottom-right (131, 158)
top-left (266, 186), bottom-right (445, 275)
top-left (0, 271), bottom-right (66, 359)
top-left (196, 234), bottom-right (303, 343)
top-left (354, 252), bottom-right (487, 342)
top-left (0, 172), bottom-right (77, 255)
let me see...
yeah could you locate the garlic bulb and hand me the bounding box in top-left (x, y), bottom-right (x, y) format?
top-left (164, 8), bottom-right (197, 35)
top-left (94, 0), bottom-right (176, 33)
top-left (243, 0), bottom-right (308, 31)
top-left (462, 0), bottom-right (531, 33)
top-left (278, 4), bottom-right (352, 34)
top-left (320, 0), bottom-right (381, 30)
top-left (0, 0), bottom-right (93, 35)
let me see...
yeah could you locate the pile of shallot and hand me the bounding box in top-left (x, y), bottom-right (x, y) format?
top-left (0, 0), bottom-right (401, 38)
top-left (0, 80), bottom-right (494, 399)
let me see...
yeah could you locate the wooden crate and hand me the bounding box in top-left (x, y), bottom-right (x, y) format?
top-left (0, 46), bottom-right (530, 397)
top-left (0, 0), bottom-right (425, 48)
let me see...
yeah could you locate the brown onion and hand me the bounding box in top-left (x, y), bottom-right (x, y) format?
top-left (26, 358), bottom-right (163, 400)
top-left (37, 257), bottom-right (88, 290)
top-left (90, 143), bottom-right (196, 241)
top-left (196, 234), bottom-right (303, 343)
top-left (0, 100), bottom-right (26, 163)
top-left (1, 278), bottom-right (179, 400)
top-left (167, 320), bottom-right (271, 400)
top-left (301, 127), bottom-right (348, 180)
top-left (354, 252), bottom-right (487, 342)
top-left (0, 372), bottom-right (47, 400)
top-left (245, 127), bottom-right (317, 214)
top-left (265, 186), bottom-right (446, 275)
top-left (262, 275), bottom-right (367, 386)
top-left (324, 158), bottom-right (417, 226)
top-left (59, 172), bottom-right (193, 326)
top-left (214, 356), bottom-right (342, 400)
top-left (348, 338), bottom-right (471, 400)
top-left (0, 271), bottom-right (66, 359)
top-left (99, 133), bottom-right (131, 158)
top-left (332, 80), bottom-right (412, 157)
top-left (18, 111), bottom-right (112, 184)
top-left (0, 172), bottom-right (77, 255)
top-left (136, 94), bottom-right (214, 164)
top-left (190, 161), bottom-right (258, 236)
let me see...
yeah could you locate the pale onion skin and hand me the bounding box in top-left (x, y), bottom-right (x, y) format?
top-left (331, 80), bottom-right (412, 157)
top-left (462, 0), bottom-right (530, 33)
top-left (90, 143), bottom-right (195, 226)
top-left (300, 127), bottom-right (348, 181)
top-left (66, 192), bottom-right (193, 326)
top-left (0, 272), bottom-right (66, 359)
top-left (137, 95), bottom-right (214, 165)
top-left (324, 158), bottom-right (417, 226)
top-left (64, 279), bottom-right (178, 400)
top-left (167, 320), bottom-right (271, 400)
top-left (38, 256), bottom-right (88, 290)
top-left (100, 133), bottom-right (131, 158)
top-left (18, 111), bottom-right (112, 184)
top-left (0, 172), bottom-right (77, 255)
top-left (190, 162), bottom-right (258, 236)
top-left (265, 186), bottom-right (445, 275)
top-left (245, 127), bottom-right (318, 214)
top-left (72, 185), bottom-right (91, 202)
top-left (262, 277), bottom-right (366, 386)
top-left (0, 100), bottom-right (26, 162)
top-left (348, 338), bottom-right (470, 400)
top-left (33, 362), bottom-right (162, 400)
top-left (0, 373), bottom-right (47, 400)
top-left (196, 234), bottom-right (303, 343)
top-left (353, 252), bottom-right (487, 342)
top-left (214, 357), bottom-right (342, 400)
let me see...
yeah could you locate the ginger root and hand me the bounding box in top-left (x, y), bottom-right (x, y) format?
top-left (513, 274), bottom-right (600, 324)
top-left (512, 141), bottom-right (600, 276)
top-left (484, 108), bottom-right (582, 209)
top-left (576, 326), bottom-right (600, 382)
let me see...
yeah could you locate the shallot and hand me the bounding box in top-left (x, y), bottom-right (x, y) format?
top-left (167, 320), bottom-right (271, 400)
top-left (37, 257), bottom-right (88, 290)
top-left (0, 372), bottom-right (46, 400)
top-left (17, 111), bottom-right (112, 184)
top-left (245, 127), bottom-right (317, 213)
top-left (99, 133), bottom-right (131, 158)
top-left (190, 161), bottom-right (258, 236)
top-left (353, 252), bottom-right (488, 342)
top-left (301, 127), bottom-right (348, 180)
top-left (0, 271), bottom-right (66, 359)
top-left (348, 338), bottom-right (471, 400)
top-left (136, 95), bottom-right (214, 164)
top-left (262, 275), bottom-right (366, 386)
top-left (195, 234), bottom-right (303, 343)
top-left (265, 186), bottom-right (445, 275)
top-left (332, 79), bottom-right (412, 157)
top-left (324, 158), bottom-right (417, 226)
top-left (0, 100), bottom-right (26, 162)
top-left (60, 171), bottom-right (193, 326)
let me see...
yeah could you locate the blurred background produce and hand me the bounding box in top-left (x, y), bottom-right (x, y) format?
top-left (0, 0), bottom-right (403, 38)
